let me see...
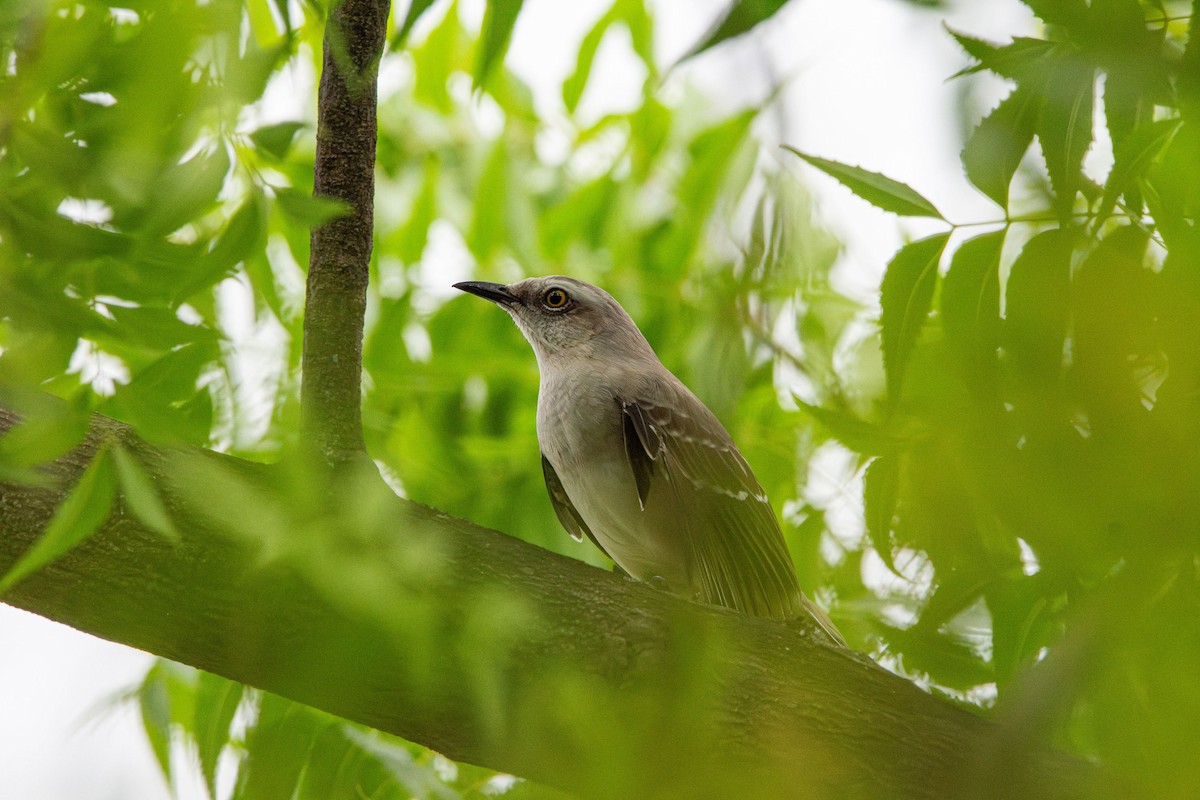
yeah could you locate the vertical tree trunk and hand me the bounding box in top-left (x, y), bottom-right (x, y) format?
top-left (300, 0), bottom-right (390, 463)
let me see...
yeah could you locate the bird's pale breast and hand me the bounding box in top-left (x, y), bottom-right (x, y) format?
top-left (537, 369), bottom-right (690, 589)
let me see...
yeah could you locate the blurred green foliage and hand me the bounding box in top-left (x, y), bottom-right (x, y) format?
top-left (788, 1), bottom-right (1200, 796)
top-left (2, 0), bottom-right (1199, 797)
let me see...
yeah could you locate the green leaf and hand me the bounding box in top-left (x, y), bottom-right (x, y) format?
top-left (127, 146), bottom-right (232, 235)
top-left (947, 30), bottom-right (1056, 81)
top-left (394, 156), bottom-right (440, 263)
top-left (1097, 118), bottom-right (1180, 227)
top-left (1021, 0), bottom-right (1087, 26)
top-left (250, 121), bottom-right (306, 161)
top-left (941, 229), bottom-right (1005, 389)
top-left (274, 188), bottom-right (352, 228)
top-left (137, 662), bottom-right (200, 788)
top-left (653, 110), bottom-right (756, 271)
top-left (794, 400), bottom-right (920, 456)
top-left (918, 573), bottom-right (992, 631)
top-left (783, 148), bottom-right (944, 219)
top-left (562, 1), bottom-right (619, 114)
top-left (863, 456), bottom-right (900, 575)
top-left (0, 398), bottom-right (90, 469)
top-left (1003, 228), bottom-right (1076, 381)
top-left (102, 305), bottom-right (218, 352)
top-left (139, 662), bottom-right (176, 784)
top-left (677, 0), bottom-right (789, 64)
top-left (882, 622), bottom-right (993, 693)
top-left (561, 0), bottom-right (655, 114)
top-left (195, 672), bottom-right (245, 799)
top-left (962, 85), bottom-right (1040, 208)
top-left (987, 580), bottom-right (1052, 689)
top-left (233, 694), bottom-right (324, 800)
top-left (393, 0), bottom-right (439, 47)
top-left (111, 441), bottom-right (181, 544)
top-left (473, 0), bottom-right (525, 89)
top-left (540, 173), bottom-right (617, 259)
top-left (200, 192), bottom-right (268, 284)
top-left (467, 137), bottom-right (511, 261)
top-left (410, 0), bottom-right (467, 113)
top-left (103, 340), bottom-right (220, 445)
top-left (339, 727), bottom-right (463, 799)
top-left (879, 233), bottom-right (951, 401)
top-left (1035, 51), bottom-right (1095, 223)
top-left (622, 0), bottom-right (655, 79)
top-left (1072, 225), bottom-right (1154, 411)
top-left (0, 445), bottom-right (115, 594)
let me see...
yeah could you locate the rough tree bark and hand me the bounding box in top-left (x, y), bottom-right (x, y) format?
top-left (0, 408), bottom-right (1117, 800)
top-left (299, 0), bottom-right (390, 463)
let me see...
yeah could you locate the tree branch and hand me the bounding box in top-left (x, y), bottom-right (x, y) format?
top-left (0, 408), bottom-right (1119, 800)
top-left (300, 0), bottom-right (390, 463)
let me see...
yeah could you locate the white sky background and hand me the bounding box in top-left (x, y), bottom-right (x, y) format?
top-left (0, 1), bottom-right (1038, 797)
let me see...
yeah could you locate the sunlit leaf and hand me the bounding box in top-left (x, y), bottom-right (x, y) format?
top-left (467, 137), bottom-right (511, 261)
top-left (987, 580), bottom-right (1053, 689)
top-left (126, 147), bottom-right (232, 235)
top-left (104, 340), bottom-right (220, 445)
top-left (1003, 228), bottom-right (1076, 381)
top-left (864, 457), bottom-right (900, 574)
top-left (232, 693), bottom-right (323, 800)
top-left (794, 400), bottom-right (919, 456)
top-left (1021, 0), bottom-right (1087, 26)
top-left (202, 192), bottom-right (268, 282)
top-left (0, 398), bottom-right (90, 470)
top-left (393, 0), bottom-right (439, 47)
top-left (103, 306), bottom-right (218, 352)
top-left (135, 661), bottom-right (201, 787)
top-left (678, 0), bottom-right (789, 64)
top-left (879, 233), bottom-right (951, 400)
top-left (962, 86), bottom-right (1039, 207)
top-left (394, 156), bottom-right (440, 263)
top-left (302, 725), bottom-right (464, 800)
top-left (1035, 51), bottom-right (1095, 223)
top-left (111, 441), bottom-right (181, 543)
top-left (275, 188), bottom-right (353, 228)
top-left (195, 672), bottom-right (245, 799)
top-left (250, 121), bottom-right (307, 161)
top-left (139, 662), bottom-right (176, 783)
top-left (411, 0), bottom-right (464, 112)
top-left (941, 229), bottom-right (1004, 389)
top-left (1097, 118), bottom-right (1179, 227)
top-left (246, 0), bottom-right (288, 47)
top-left (947, 29), bottom-right (1056, 81)
top-left (474, 0), bottom-right (524, 89)
top-left (783, 148), bottom-right (944, 219)
top-left (652, 110), bottom-right (756, 269)
top-left (882, 623), bottom-right (993, 692)
top-left (540, 174), bottom-right (617, 258)
top-left (1072, 225), bottom-right (1154, 414)
top-left (0, 445), bottom-right (115, 594)
top-left (562, 1), bottom-right (619, 113)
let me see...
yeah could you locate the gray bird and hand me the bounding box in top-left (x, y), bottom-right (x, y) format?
top-left (455, 276), bottom-right (843, 641)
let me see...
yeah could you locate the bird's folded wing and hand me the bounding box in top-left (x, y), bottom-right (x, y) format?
top-left (620, 386), bottom-right (808, 622)
top-left (542, 454), bottom-right (599, 544)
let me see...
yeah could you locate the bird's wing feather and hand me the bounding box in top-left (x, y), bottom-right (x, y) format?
top-left (542, 454), bottom-right (595, 545)
top-left (621, 384), bottom-right (822, 625)
top-left (621, 400), bottom-right (660, 509)
top-left (543, 454), bottom-right (631, 577)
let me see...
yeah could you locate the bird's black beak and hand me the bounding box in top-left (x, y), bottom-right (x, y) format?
top-left (453, 281), bottom-right (518, 306)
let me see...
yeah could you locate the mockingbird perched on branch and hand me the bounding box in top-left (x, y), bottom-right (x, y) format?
top-left (455, 276), bottom-right (843, 643)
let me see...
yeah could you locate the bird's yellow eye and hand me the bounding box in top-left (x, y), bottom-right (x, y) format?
top-left (542, 288), bottom-right (570, 310)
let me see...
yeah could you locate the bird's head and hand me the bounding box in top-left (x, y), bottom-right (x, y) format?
top-left (454, 276), bottom-right (654, 364)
